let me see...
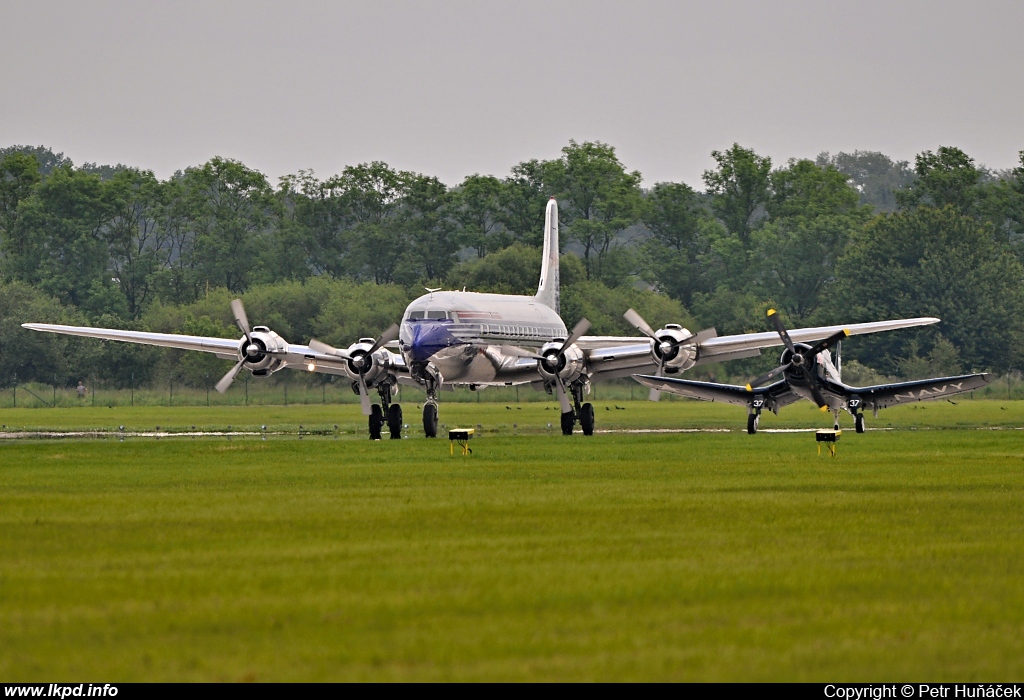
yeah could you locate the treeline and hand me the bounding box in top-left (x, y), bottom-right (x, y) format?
top-left (2, 141), bottom-right (1023, 389)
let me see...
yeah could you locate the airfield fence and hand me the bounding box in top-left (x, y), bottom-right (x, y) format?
top-left (2, 372), bottom-right (1022, 409)
top-left (0, 376), bottom-right (674, 409)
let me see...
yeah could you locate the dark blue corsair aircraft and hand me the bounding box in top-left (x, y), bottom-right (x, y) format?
top-left (634, 309), bottom-right (990, 434)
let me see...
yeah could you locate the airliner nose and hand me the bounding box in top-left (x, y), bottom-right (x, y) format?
top-left (406, 322), bottom-right (459, 363)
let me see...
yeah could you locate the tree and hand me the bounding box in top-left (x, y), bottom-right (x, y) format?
top-left (103, 168), bottom-right (164, 318)
top-left (832, 206), bottom-right (1024, 373)
top-left (703, 144), bottom-right (771, 245)
top-left (0, 152), bottom-right (42, 245)
top-left (895, 146), bottom-right (981, 213)
top-left (3, 166), bottom-right (115, 314)
top-left (550, 140), bottom-right (643, 281)
top-left (498, 159), bottom-right (552, 246)
top-left (639, 182), bottom-right (713, 307)
top-left (184, 157), bottom-right (275, 294)
top-left (453, 174), bottom-right (507, 258)
top-left (816, 151), bottom-right (915, 212)
top-left (751, 159), bottom-right (868, 323)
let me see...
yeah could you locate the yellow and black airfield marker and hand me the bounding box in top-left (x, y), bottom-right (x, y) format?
top-left (449, 428), bottom-right (474, 456)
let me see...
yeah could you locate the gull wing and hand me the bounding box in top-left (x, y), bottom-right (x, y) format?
top-left (847, 373), bottom-right (991, 410)
top-left (632, 374), bottom-right (801, 410)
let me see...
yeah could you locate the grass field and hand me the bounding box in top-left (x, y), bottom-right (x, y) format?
top-left (2, 401), bottom-right (1023, 681)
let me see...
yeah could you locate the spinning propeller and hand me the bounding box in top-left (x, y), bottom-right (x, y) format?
top-left (744, 309), bottom-right (847, 410)
top-left (216, 299), bottom-right (278, 394)
top-left (623, 308), bottom-right (716, 401)
top-left (308, 324), bottom-right (400, 416)
top-left (500, 317), bottom-right (591, 413)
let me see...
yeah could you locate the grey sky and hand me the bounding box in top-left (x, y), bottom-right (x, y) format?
top-left (2, 0), bottom-right (1021, 188)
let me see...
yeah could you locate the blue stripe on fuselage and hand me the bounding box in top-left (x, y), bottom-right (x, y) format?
top-left (402, 320), bottom-right (463, 363)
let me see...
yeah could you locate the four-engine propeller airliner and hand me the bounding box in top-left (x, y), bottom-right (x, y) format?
top-left (634, 309), bottom-right (990, 434)
top-left (24, 199), bottom-right (941, 439)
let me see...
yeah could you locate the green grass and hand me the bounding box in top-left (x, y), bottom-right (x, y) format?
top-left (2, 397), bottom-right (1024, 435)
top-left (2, 402), bottom-right (1024, 680)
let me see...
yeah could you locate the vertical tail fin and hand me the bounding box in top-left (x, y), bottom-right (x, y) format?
top-left (535, 197), bottom-right (560, 314)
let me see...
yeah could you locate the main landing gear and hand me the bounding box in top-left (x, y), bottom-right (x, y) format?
top-left (854, 412), bottom-right (865, 434)
top-left (747, 409), bottom-right (760, 434)
top-left (366, 379), bottom-right (403, 440)
top-left (560, 381), bottom-right (595, 436)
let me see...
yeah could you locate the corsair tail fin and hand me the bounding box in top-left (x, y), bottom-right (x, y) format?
top-left (535, 197), bottom-right (560, 314)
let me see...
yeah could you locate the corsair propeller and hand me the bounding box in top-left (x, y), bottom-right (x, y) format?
top-left (745, 309), bottom-right (847, 410)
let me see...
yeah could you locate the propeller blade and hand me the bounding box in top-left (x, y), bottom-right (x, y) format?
top-left (553, 377), bottom-right (572, 413)
top-left (682, 327), bottom-right (717, 345)
top-left (766, 308), bottom-right (797, 354)
top-left (231, 299), bottom-right (252, 343)
top-left (215, 358), bottom-right (246, 394)
top-left (623, 308), bottom-right (657, 339)
top-left (808, 380), bottom-right (830, 411)
top-left (559, 317), bottom-right (591, 353)
top-left (368, 323), bottom-right (400, 354)
top-left (648, 362), bottom-right (663, 402)
top-left (308, 338), bottom-right (350, 359)
top-left (807, 329), bottom-right (849, 358)
top-left (357, 373), bottom-right (372, 416)
top-left (501, 345), bottom-right (543, 360)
top-left (746, 362), bottom-right (792, 390)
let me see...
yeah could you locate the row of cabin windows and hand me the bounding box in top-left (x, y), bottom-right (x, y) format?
top-left (404, 312), bottom-right (560, 339)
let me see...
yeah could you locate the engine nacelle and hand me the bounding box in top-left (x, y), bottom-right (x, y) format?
top-left (652, 324), bottom-right (697, 372)
top-left (342, 337), bottom-right (397, 387)
top-left (780, 343), bottom-right (819, 382)
top-left (537, 341), bottom-right (586, 385)
top-left (239, 326), bottom-right (287, 376)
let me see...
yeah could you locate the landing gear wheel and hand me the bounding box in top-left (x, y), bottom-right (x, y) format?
top-left (423, 402), bottom-right (438, 438)
top-left (834, 422), bottom-right (840, 431)
top-left (580, 402), bottom-right (595, 436)
top-left (369, 404), bottom-right (384, 440)
top-left (560, 410), bottom-right (575, 436)
top-left (855, 413), bottom-right (865, 434)
top-left (747, 413), bottom-right (759, 435)
top-left (387, 404), bottom-right (403, 439)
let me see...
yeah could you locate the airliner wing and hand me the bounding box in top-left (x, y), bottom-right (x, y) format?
top-left (695, 317), bottom-right (940, 362)
top-left (20, 322), bottom-right (407, 377)
top-left (848, 373), bottom-right (990, 409)
top-left (575, 317), bottom-right (940, 381)
top-left (22, 323), bottom-right (243, 359)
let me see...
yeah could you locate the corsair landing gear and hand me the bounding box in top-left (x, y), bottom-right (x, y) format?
top-left (854, 412), bottom-right (865, 434)
top-left (746, 412), bottom-right (760, 435)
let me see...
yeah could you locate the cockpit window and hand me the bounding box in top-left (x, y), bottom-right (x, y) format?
top-left (426, 310), bottom-right (448, 320)
top-left (408, 311), bottom-right (425, 320)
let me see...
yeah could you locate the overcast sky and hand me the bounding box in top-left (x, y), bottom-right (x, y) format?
top-left (2, 0), bottom-right (1021, 188)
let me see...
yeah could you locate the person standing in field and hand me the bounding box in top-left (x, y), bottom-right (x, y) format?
top-left (77, 381), bottom-right (86, 399)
